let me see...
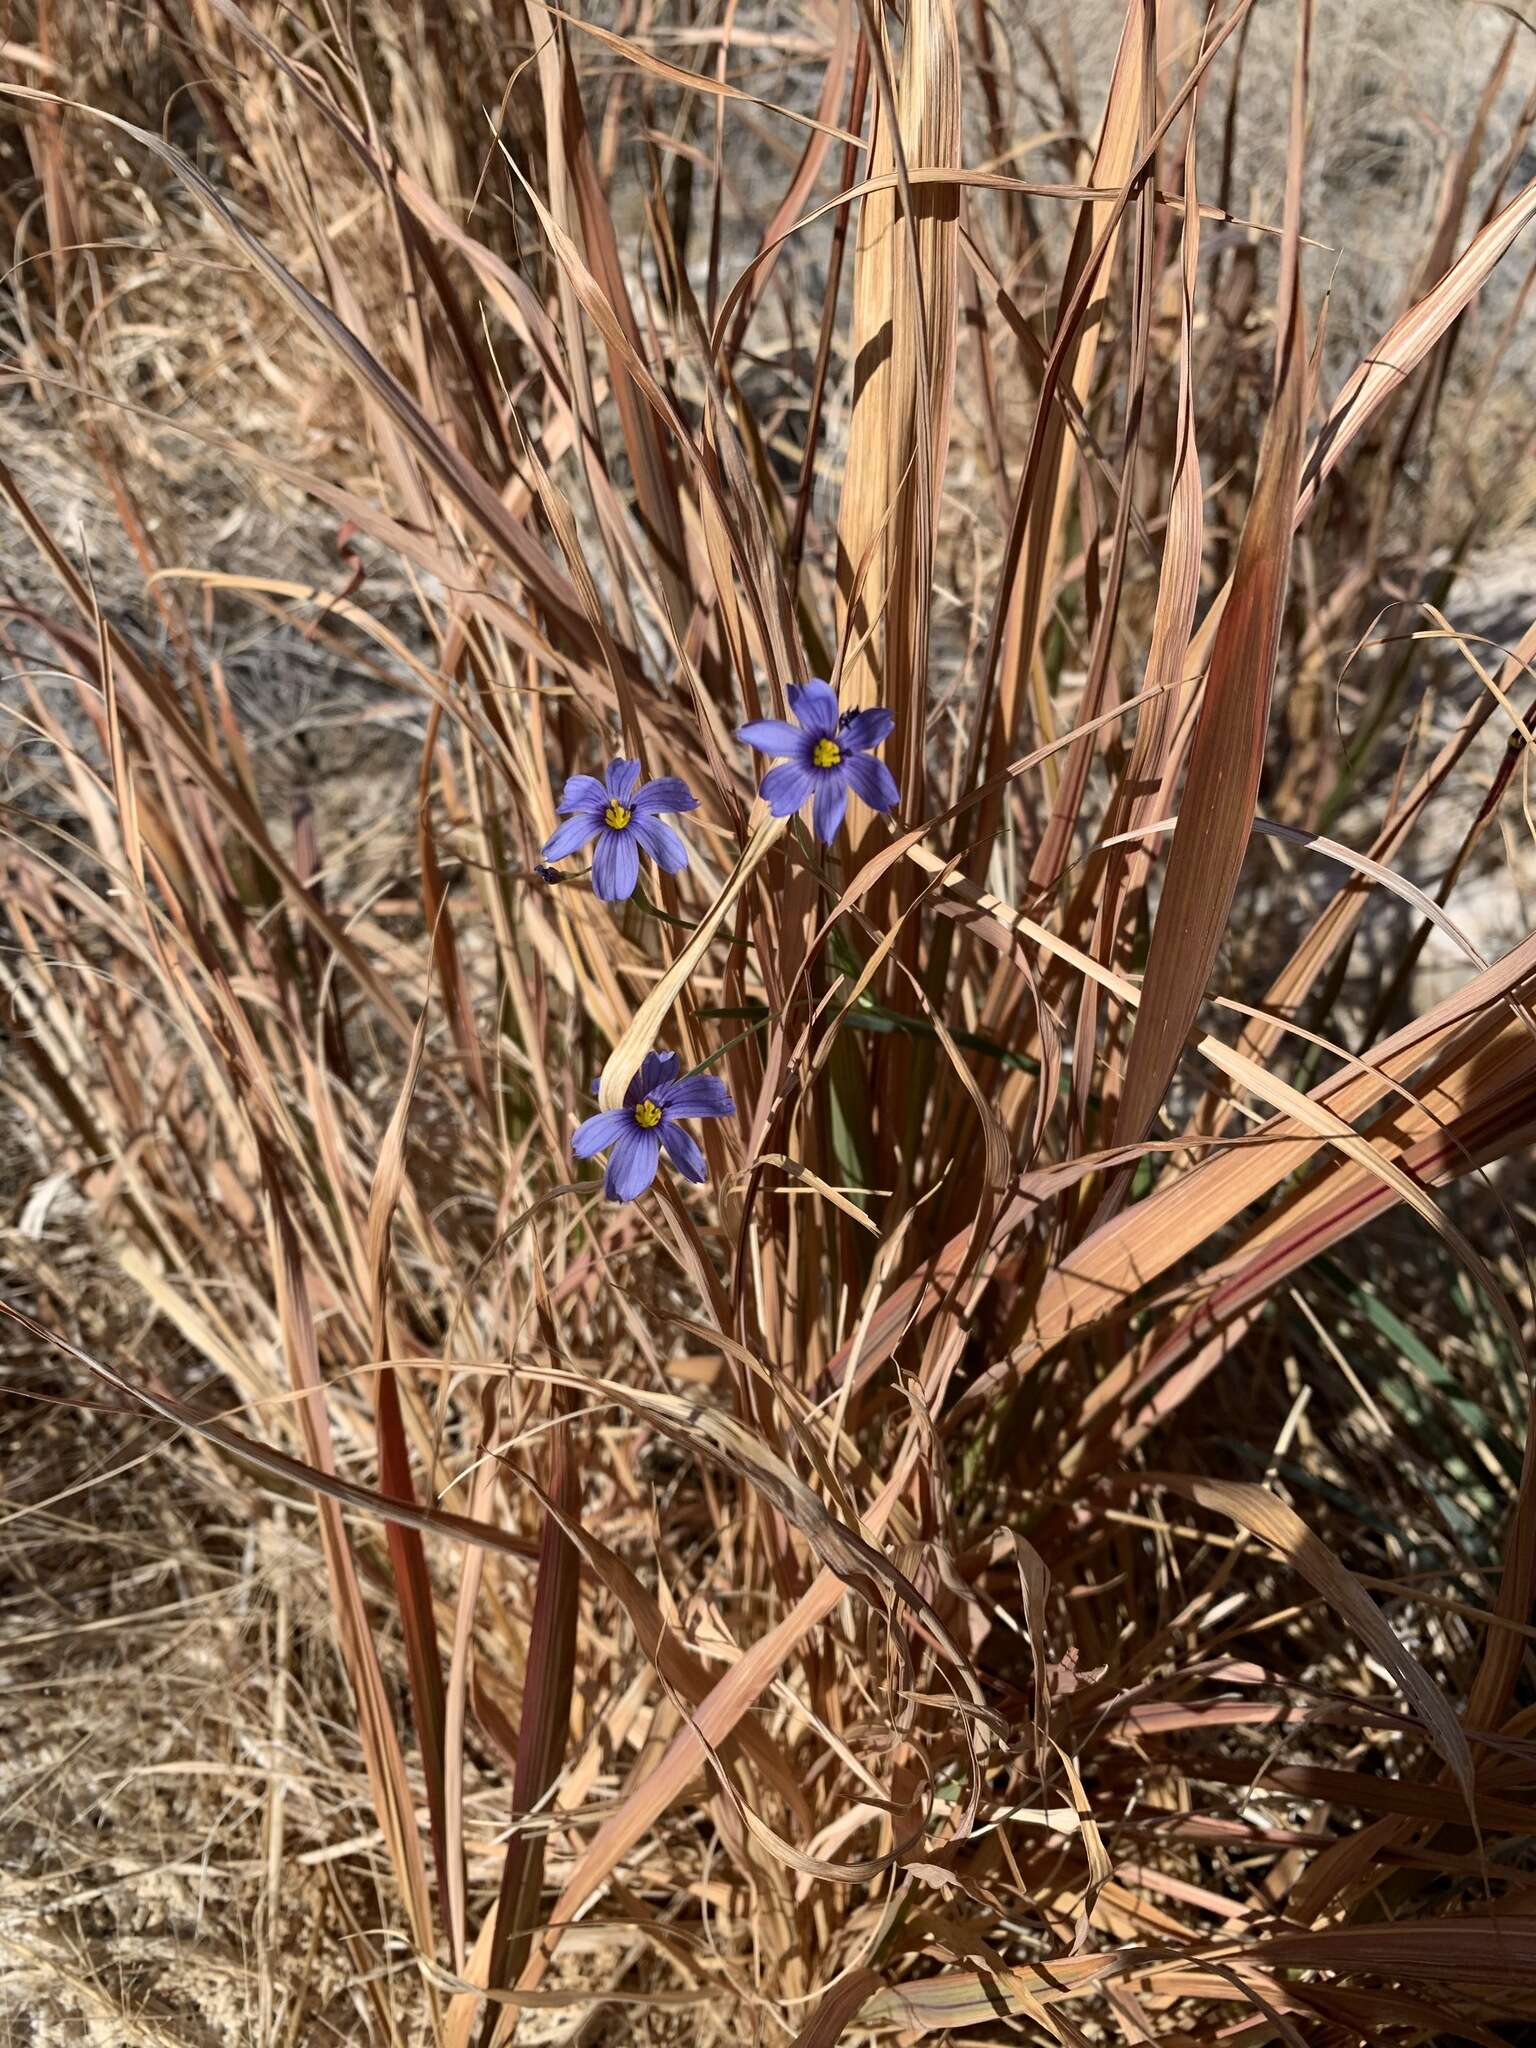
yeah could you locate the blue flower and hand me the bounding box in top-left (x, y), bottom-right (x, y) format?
top-left (572, 1051), bottom-right (734, 1202)
top-left (738, 681), bottom-right (899, 845)
top-left (542, 760), bottom-right (699, 901)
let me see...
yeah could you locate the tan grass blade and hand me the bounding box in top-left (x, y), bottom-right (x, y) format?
top-left (858, 1950), bottom-right (1123, 2030)
top-left (1009, 0), bottom-right (1148, 815)
top-left (598, 814), bottom-right (785, 1109)
top-left (1297, 173), bottom-right (1536, 522)
top-left (1218, 616), bottom-right (1536, 1103)
top-left (545, 6), bottom-right (863, 145)
top-left (524, 1), bottom-right (690, 614)
top-left (443, 1390), bottom-right (501, 1973)
top-left (498, 1360), bottom-right (989, 1708)
top-left (835, 0), bottom-right (961, 815)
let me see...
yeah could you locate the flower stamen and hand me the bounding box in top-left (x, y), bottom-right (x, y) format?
top-left (634, 1098), bottom-right (663, 1129)
top-left (603, 799), bottom-right (633, 830)
top-left (811, 737), bottom-right (841, 769)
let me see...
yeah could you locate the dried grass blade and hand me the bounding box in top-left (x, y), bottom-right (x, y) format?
top-left (264, 1160), bottom-right (438, 1970)
top-left (518, 1434), bottom-right (927, 1989)
top-left (787, 1969), bottom-right (885, 2048)
top-left (859, 1951), bottom-right (1123, 2031)
top-left (1110, 77), bottom-right (1307, 1153)
top-left (525, 1), bottom-right (690, 607)
top-left (366, 993), bottom-right (451, 1944)
top-left (1251, 1917), bottom-right (1536, 1987)
top-left (0, 87), bottom-right (600, 655)
top-left (477, 1394), bottom-right (580, 2046)
top-left (0, 1297), bottom-right (541, 1564)
top-left (419, 707), bottom-right (487, 1107)
top-left (546, 5), bottom-right (862, 145)
top-left (1298, 174), bottom-right (1536, 522)
top-left (599, 815), bottom-right (785, 1108)
top-left (444, 1389), bottom-right (502, 1973)
top-left (1150, 1476), bottom-right (1475, 1816)
top-left (837, 0), bottom-right (961, 786)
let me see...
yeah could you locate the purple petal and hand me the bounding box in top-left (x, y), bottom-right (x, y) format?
top-left (631, 776), bottom-right (698, 815)
top-left (632, 814), bottom-right (689, 874)
top-left (605, 1124), bottom-right (661, 1201)
top-left (633, 1050), bottom-right (682, 1102)
top-left (787, 680), bottom-right (839, 738)
top-left (839, 706), bottom-right (894, 751)
top-left (659, 1120), bottom-right (707, 1183)
top-left (542, 812), bottom-right (602, 862)
top-left (572, 1108), bottom-right (632, 1160)
top-left (842, 751), bottom-right (900, 814)
top-left (557, 774), bottom-right (610, 816)
top-left (736, 718), bottom-right (804, 758)
top-left (591, 826), bottom-right (640, 901)
top-left (811, 773), bottom-right (849, 845)
top-left (657, 1073), bottom-right (734, 1119)
top-left (760, 760), bottom-right (815, 817)
top-left (605, 758), bottom-right (642, 802)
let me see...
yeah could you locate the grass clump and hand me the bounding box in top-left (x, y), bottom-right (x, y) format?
top-left (3, 1), bottom-right (1536, 2042)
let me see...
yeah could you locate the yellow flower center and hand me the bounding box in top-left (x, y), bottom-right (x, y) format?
top-left (603, 799), bottom-right (633, 830)
top-left (634, 1099), bottom-right (662, 1129)
top-left (811, 737), bottom-right (842, 769)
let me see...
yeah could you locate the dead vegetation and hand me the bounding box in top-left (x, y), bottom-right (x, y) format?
top-left (2, 2), bottom-right (1536, 2044)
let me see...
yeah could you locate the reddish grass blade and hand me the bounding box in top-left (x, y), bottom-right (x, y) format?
top-left (1252, 1917), bottom-right (1536, 1988)
top-left (366, 996), bottom-right (452, 1945)
top-left (265, 1159), bottom-right (437, 1972)
top-left (475, 1393), bottom-right (580, 2047)
top-left (787, 1968), bottom-right (884, 2048)
top-left (1110, 129), bottom-right (1307, 1156)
